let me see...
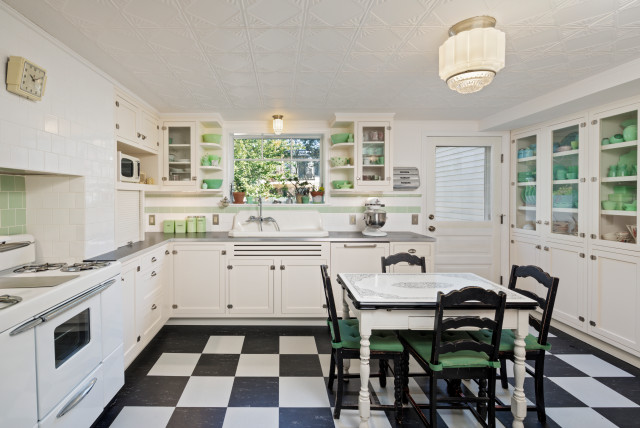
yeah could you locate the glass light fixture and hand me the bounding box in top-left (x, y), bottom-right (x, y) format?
top-left (273, 115), bottom-right (284, 135)
top-left (439, 16), bottom-right (505, 94)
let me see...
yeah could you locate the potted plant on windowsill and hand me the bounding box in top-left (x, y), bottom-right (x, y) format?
top-left (311, 185), bottom-right (324, 203)
top-left (233, 176), bottom-right (247, 204)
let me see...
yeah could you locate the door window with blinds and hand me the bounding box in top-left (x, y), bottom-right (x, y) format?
top-left (434, 146), bottom-right (491, 222)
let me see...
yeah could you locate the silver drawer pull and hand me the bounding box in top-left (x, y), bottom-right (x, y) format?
top-left (343, 244), bottom-right (377, 248)
top-left (151, 257), bottom-right (157, 262)
top-left (407, 249), bottom-right (416, 254)
top-left (151, 271), bottom-right (157, 277)
top-left (151, 304), bottom-right (157, 310)
top-left (57, 377), bottom-right (97, 418)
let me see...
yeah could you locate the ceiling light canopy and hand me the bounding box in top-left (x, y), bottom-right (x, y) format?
top-left (439, 16), bottom-right (505, 94)
top-left (273, 115), bottom-right (284, 135)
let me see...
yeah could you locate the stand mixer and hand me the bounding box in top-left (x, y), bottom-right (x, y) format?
top-left (362, 197), bottom-right (387, 236)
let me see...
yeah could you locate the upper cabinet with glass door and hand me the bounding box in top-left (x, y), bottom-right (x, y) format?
top-left (512, 130), bottom-right (540, 233)
top-left (547, 119), bottom-right (587, 242)
top-left (357, 121), bottom-right (392, 191)
top-left (162, 121), bottom-right (196, 187)
top-left (592, 104), bottom-right (639, 248)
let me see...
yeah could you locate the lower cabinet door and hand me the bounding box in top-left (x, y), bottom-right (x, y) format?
top-left (330, 243), bottom-right (389, 301)
top-left (280, 258), bottom-right (328, 315)
top-left (0, 328), bottom-right (37, 428)
top-left (588, 248), bottom-right (640, 352)
top-left (120, 260), bottom-right (138, 368)
top-left (509, 237), bottom-right (543, 296)
top-left (227, 258), bottom-right (274, 314)
top-left (390, 242), bottom-right (433, 272)
top-left (172, 244), bottom-right (225, 315)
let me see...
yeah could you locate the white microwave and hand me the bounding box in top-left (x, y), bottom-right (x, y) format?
top-left (118, 152), bottom-right (140, 183)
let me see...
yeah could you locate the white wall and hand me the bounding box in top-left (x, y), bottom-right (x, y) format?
top-left (0, 4), bottom-right (115, 259)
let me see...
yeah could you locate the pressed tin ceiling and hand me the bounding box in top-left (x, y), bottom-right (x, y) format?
top-left (4, 0), bottom-right (640, 122)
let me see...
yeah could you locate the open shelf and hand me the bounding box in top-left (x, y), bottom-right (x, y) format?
top-left (517, 156), bottom-right (537, 163)
top-left (330, 143), bottom-right (354, 149)
top-left (553, 149), bottom-right (579, 157)
top-left (200, 143), bottom-right (222, 149)
top-left (330, 166), bottom-right (354, 170)
top-left (553, 179), bottom-right (579, 184)
top-left (553, 207), bottom-right (578, 213)
top-left (601, 176), bottom-right (638, 183)
top-left (167, 144), bottom-right (191, 148)
top-left (601, 210), bottom-right (637, 216)
top-left (601, 140), bottom-right (638, 151)
top-left (517, 181), bottom-right (537, 186)
top-left (199, 166), bottom-right (222, 171)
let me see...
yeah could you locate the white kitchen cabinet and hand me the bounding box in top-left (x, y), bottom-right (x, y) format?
top-left (115, 95), bottom-right (138, 144)
top-left (511, 128), bottom-right (542, 234)
top-left (140, 109), bottom-right (160, 153)
top-left (136, 266), bottom-right (163, 339)
top-left (280, 257), bottom-right (328, 315)
top-left (588, 248), bottom-right (640, 352)
top-left (330, 242), bottom-right (389, 300)
top-left (0, 327), bottom-right (37, 428)
top-left (389, 242), bottom-right (434, 273)
top-left (172, 243), bottom-right (226, 316)
top-left (120, 259), bottom-right (138, 367)
top-left (115, 94), bottom-right (159, 155)
top-left (162, 121), bottom-right (196, 187)
top-left (227, 258), bottom-right (274, 314)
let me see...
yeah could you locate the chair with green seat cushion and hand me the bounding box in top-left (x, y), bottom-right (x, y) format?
top-left (471, 264), bottom-right (558, 424)
top-left (320, 265), bottom-right (405, 422)
top-left (399, 286), bottom-right (507, 428)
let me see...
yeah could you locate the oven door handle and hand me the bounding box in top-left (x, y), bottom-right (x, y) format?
top-left (57, 377), bottom-right (97, 419)
top-left (41, 278), bottom-right (116, 322)
top-left (9, 277), bottom-right (116, 336)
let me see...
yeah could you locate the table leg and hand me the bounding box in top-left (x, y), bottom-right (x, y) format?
top-left (359, 329), bottom-right (371, 428)
top-left (342, 290), bottom-right (351, 375)
top-left (511, 310), bottom-right (529, 428)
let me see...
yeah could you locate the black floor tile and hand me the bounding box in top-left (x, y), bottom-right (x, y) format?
top-left (241, 334), bottom-right (280, 354)
top-left (495, 409), bottom-right (561, 428)
top-left (279, 407), bottom-right (335, 428)
top-left (594, 377), bottom-right (640, 406)
top-left (114, 376), bottom-right (189, 407)
top-left (535, 354), bottom-right (589, 377)
top-left (314, 333), bottom-right (333, 354)
top-left (228, 377), bottom-right (279, 407)
top-left (594, 407), bottom-right (640, 428)
top-left (166, 407), bottom-right (226, 428)
top-left (90, 404), bottom-right (123, 428)
top-left (280, 354), bottom-right (323, 376)
top-left (192, 354), bottom-right (240, 376)
top-left (522, 377), bottom-right (587, 408)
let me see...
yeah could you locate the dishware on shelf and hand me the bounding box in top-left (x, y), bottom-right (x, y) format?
top-left (602, 200), bottom-right (617, 210)
top-left (522, 223), bottom-right (535, 230)
top-left (523, 148), bottom-right (533, 157)
top-left (556, 167), bottom-right (567, 180)
top-left (610, 134), bottom-right (624, 143)
top-left (613, 185), bottom-right (634, 193)
top-left (202, 134), bottom-right (222, 143)
top-left (347, 133), bottom-right (354, 142)
top-left (331, 133), bottom-right (349, 144)
top-left (626, 225), bottom-right (637, 242)
top-left (556, 146), bottom-right (572, 152)
top-left (623, 125), bottom-right (637, 142)
top-left (208, 154), bottom-right (221, 166)
top-left (518, 149), bottom-right (524, 158)
top-left (566, 172), bottom-right (578, 180)
top-left (608, 165), bottom-right (617, 177)
top-left (201, 155), bottom-right (211, 166)
top-left (616, 232), bottom-right (631, 242)
top-left (624, 202), bottom-right (637, 211)
top-left (622, 119), bottom-right (638, 128)
top-left (571, 140), bottom-right (579, 150)
top-left (602, 138), bottom-right (610, 145)
top-left (618, 164), bottom-right (628, 176)
top-left (608, 193), bottom-right (633, 202)
top-left (602, 232), bottom-right (618, 241)
top-left (330, 157), bottom-right (348, 167)
top-left (202, 179), bottom-right (222, 189)
top-left (331, 180), bottom-right (350, 189)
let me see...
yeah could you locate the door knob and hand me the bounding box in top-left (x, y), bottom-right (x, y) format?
top-left (428, 226), bottom-right (435, 232)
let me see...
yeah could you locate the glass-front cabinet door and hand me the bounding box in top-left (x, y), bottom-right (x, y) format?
top-left (357, 122), bottom-right (392, 190)
top-left (512, 131), bottom-right (540, 233)
top-left (163, 121), bottom-right (196, 186)
top-left (592, 105), bottom-right (639, 248)
top-left (548, 119), bottom-right (586, 241)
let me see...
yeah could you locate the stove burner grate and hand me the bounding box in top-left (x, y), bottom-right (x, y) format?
top-left (61, 261), bottom-right (111, 272)
top-left (14, 263), bottom-right (68, 273)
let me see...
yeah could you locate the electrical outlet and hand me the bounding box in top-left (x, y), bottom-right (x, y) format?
top-left (149, 215), bottom-right (155, 226)
top-left (412, 214), bottom-right (419, 225)
top-left (212, 214), bottom-right (219, 225)
top-left (349, 214), bottom-right (356, 225)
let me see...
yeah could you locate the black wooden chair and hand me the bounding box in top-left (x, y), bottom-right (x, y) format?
top-left (381, 252), bottom-right (427, 273)
top-left (400, 287), bottom-right (507, 427)
top-left (468, 264), bottom-right (559, 423)
top-left (320, 265), bottom-right (405, 421)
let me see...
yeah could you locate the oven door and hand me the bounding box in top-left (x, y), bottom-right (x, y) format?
top-left (35, 293), bottom-right (102, 419)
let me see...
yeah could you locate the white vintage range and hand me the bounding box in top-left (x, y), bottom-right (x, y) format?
top-left (0, 234), bottom-right (123, 428)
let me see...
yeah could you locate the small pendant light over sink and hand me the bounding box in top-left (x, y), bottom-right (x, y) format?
top-left (439, 16), bottom-right (505, 94)
top-left (273, 115), bottom-right (284, 135)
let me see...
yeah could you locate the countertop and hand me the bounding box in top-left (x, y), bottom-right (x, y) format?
top-left (87, 231), bottom-right (436, 262)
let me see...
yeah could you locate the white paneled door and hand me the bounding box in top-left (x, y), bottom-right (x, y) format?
top-left (425, 136), bottom-right (503, 282)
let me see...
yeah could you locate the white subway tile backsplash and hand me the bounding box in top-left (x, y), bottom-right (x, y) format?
top-left (69, 208), bottom-right (85, 225)
top-left (37, 131), bottom-right (52, 151)
top-left (44, 114), bottom-right (59, 134)
top-left (58, 193), bottom-right (76, 209)
top-left (10, 146), bottom-right (28, 169)
top-left (51, 208), bottom-right (70, 225)
top-left (21, 128), bottom-right (37, 149)
top-left (28, 149), bottom-right (45, 171)
top-left (59, 118), bottom-right (70, 137)
top-left (44, 152), bottom-right (58, 171)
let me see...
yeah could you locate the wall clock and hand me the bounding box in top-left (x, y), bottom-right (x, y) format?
top-left (6, 56), bottom-right (47, 101)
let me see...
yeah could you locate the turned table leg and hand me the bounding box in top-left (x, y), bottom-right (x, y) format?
top-left (511, 310), bottom-right (529, 428)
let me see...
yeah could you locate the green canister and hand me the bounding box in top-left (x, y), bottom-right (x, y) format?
top-left (163, 220), bottom-right (175, 234)
top-left (186, 216), bottom-right (197, 233)
top-left (196, 216), bottom-right (206, 233)
top-left (175, 220), bottom-right (186, 234)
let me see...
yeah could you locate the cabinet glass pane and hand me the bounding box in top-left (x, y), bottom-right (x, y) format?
top-left (551, 124), bottom-right (580, 236)
top-left (168, 126), bottom-right (192, 182)
top-left (515, 135), bottom-right (537, 230)
top-left (361, 126), bottom-right (386, 182)
top-left (598, 110), bottom-right (638, 244)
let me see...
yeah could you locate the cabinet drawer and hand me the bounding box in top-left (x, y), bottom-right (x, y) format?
top-left (139, 246), bottom-right (167, 271)
top-left (138, 266), bottom-right (162, 297)
top-left (141, 288), bottom-right (163, 337)
top-left (391, 242), bottom-right (431, 257)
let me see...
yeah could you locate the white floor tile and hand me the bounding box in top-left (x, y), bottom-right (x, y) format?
top-left (554, 354), bottom-right (633, 377)
top-left (223, 407), bottom-right (278, 428)
top-left (319, 353), bottom-right (331, 377)
top-left (203, 336), bottom-right (245, 354)
top-left (147, 353), bottom-right (200, 376)
top-left (370, 376), bottom-right (429, 406)
top-left (549, 377), bottom-right (638, 407)
top-left (235, 354), bottom-right (279, 377)
top-left (546, 407), bottom-right (620, 428)
top-left (280, 336), bottom-right (318, 354)
top-left (280, 377), bottom-right (331, 407)
top-left (334, 409), bottom-right (392, 428)
top-left (437, 408), bottom-right (506, 428)
top-left (177, 376), bottom-right (235, 407)
top-left (504, 359), bottom-right (533, 378)
top-left (109, 406), bottom-right (174, 428)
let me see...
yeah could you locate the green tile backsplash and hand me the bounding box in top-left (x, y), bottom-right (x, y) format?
top-left (0, 175), bottom-right (26, 235)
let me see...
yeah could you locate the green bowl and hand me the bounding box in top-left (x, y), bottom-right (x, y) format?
top-left (609, 193), bottom-right (633, 202)
top-left (602, 201), bottom-right (617, 210)
top-left (202, 134), bottom-right (222, 143)
top-left (203, 179), bottom-right (223, 189)
top-left (624, 203), bottom-right (637, 211)
top-left (332, 180), bottom-right (349, 189)
top-left (610, 134), bottom-right (624, 143)
top-left (331, 133), bottom-right (349, 144)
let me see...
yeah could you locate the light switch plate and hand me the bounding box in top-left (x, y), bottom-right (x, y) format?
top-left (212, 214), bottom-right (219, 225)
top-left (412, 214), bottom-right (419, 225)
top-left (349, 214), bottom-right (356, 225)
top-left (149, 215), bottom-right (155, 225)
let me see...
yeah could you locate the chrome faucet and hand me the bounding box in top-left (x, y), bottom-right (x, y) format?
top-left (245, 197), bottom-right (279, 231)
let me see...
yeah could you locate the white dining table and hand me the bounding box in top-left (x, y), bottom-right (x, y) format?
top-left (336, 272), bottom-right (538, 428)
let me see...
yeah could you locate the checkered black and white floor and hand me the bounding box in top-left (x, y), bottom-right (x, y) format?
top-left (92, 325), bottom-right (640, 428)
